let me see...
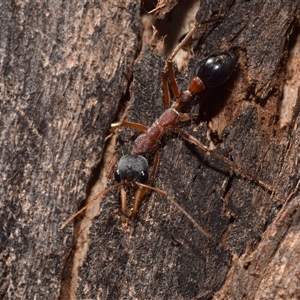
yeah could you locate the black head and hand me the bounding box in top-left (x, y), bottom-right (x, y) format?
top-left (114, 154), bottom-right (149, 184)
top-left (197, 51), bottom-right (238, 88)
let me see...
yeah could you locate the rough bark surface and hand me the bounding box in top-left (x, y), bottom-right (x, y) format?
top-left (1, 0), bottom-right (300, 300)
top-left (0, 1), bottom-right (140, 299)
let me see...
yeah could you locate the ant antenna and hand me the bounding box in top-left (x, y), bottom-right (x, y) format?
top-left (137, 182), bottom-right (212, 238)
top-left (61, 182), bottom-right (123, 229)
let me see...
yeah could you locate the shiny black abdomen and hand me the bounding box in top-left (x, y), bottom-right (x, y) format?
top-left (197, 51), bottom-right (238, 88)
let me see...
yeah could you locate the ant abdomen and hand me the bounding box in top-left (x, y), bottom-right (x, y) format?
top-left (197, 51), bottom-right (238, 88)
top-left (115, 154), bottom-right (149, 183)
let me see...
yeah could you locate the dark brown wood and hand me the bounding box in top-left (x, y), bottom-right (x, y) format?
top-left (214, 196), bottom-right (300, 299)
top-left (0, 1), bottom-right (141, 299)
top-left (1, 0), bottom-right (300, 300)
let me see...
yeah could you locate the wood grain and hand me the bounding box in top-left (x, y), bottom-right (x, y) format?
top-left (1, 0), bottom-right (299, 299)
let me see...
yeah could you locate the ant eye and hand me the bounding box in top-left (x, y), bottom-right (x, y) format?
top-left (114, 169), bottom-right (121, 182)
top-left (139, 170), bottom-right (148, 184)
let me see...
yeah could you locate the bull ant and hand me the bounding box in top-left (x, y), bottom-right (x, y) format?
top-left (62, 24), bottom-right (274, 238)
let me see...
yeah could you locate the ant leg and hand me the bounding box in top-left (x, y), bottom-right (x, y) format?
top-left (130, 151), bottom-right (160, 218)
top-left (107, 121), bottom-right (148, 141)
top-left (166, 60), bottom-right (180, 100)
top-left (105, 121), bottom-right (148, 142)
top-left (176, 128), bottom-right (275, 192)
top-left (111, 121), bottom-right (148, 132)
top-left (162, 60), bottom-right (180, 109)
top-left (162, 70), bottom-right (171, 109)
top-left (162, 54), bottom-right (181, 109)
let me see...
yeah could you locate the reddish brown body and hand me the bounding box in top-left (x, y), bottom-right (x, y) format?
top-left (131, 108), bottom-right (180, 155)
top-left (131, 77), bottom-right (205, 155)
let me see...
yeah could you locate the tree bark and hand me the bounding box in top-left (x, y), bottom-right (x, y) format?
top-left (0, 1), bottom-right (140, 299)
top-left (1, 0), bottom-right (300, 300)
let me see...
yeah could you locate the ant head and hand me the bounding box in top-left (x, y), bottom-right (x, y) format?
top-left (197, 51), bottom-right (238, 88)
top-left (114, 154), bottom-right (149, 184)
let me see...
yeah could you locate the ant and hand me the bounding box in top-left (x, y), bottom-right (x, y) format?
top-left (62, 24), bottom-right (274, 238)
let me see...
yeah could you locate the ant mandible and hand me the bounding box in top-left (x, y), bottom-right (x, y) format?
top-left (62, 24), bottom-right (274, 237)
